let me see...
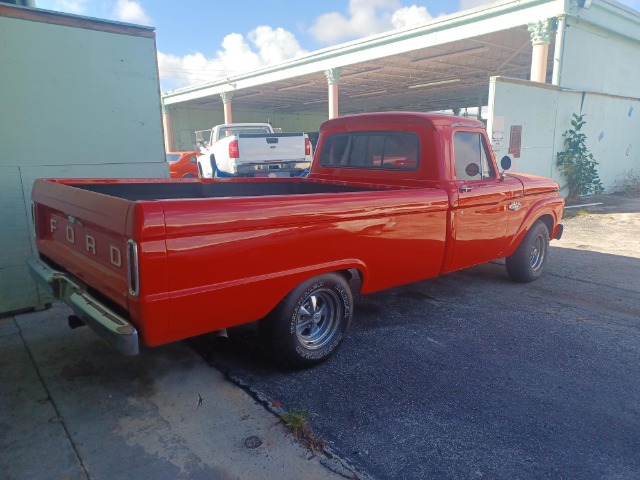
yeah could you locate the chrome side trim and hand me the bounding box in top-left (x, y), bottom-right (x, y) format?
top-left (27, 257), bottom-right (139, 355)
top-left (451, 122), bottom-right (484, 128)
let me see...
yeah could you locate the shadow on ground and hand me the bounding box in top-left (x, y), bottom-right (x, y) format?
top-left (189, 246), bottom-right (640, 480)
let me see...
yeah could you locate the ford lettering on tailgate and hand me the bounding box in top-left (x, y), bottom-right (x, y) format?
top-left (48, 213), bottom-right (124, 269)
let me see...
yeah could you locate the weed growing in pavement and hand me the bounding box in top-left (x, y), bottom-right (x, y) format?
top-left (563, 208), bottom-right (589, 219)
top-left (280, 409), bottom-right (325, 453)
top-left (614, 169), bottom-right (640, 197)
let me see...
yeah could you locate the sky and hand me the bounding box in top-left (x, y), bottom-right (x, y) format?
top-left (36, 0), bottom-right (640, 92)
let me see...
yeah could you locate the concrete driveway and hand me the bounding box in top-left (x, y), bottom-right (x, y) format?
top-left (190, 195), bottom-right (640, 479)
top-left (0, 308), bottom-right (352, 479)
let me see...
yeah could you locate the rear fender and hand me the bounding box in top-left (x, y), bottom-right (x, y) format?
top-left (272, 260), bottom-right (369, 306)
top-left (507, 197), bottom-right (564, 256)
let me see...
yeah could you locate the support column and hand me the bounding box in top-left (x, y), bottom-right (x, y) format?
top-left (528, 19), bottom-right (552, 83)
top-left (162, 104), bottom-right (173, 152)
top-left (325, 68), bottom-right (341, 119)
top-left (552, 15), bottom-right (566, 86)
top-left (221, 92), bottom-right (233, 123)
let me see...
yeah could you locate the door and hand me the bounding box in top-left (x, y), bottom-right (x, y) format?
top-left (448, 131), bottom-right (521, 272)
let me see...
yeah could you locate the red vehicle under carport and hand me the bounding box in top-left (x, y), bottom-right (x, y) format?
top-left (166, 151), bottom-right (200, 178)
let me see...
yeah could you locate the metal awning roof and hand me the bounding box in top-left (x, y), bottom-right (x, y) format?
top-left (162, 0), bottom-right (565, 114)
top-left (181, 27), bottom-right (551, 114)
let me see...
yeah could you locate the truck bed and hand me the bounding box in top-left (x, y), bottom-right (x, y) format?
top-left (70, 178), bottom-right (376, 201)
top-left (32, 176), bottom-right (451, 348)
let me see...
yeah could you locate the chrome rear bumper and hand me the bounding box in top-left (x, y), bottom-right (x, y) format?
top-left (236, 160), bottom-right (310, 176)
top-left (27, 257), bottom-right (139, 355)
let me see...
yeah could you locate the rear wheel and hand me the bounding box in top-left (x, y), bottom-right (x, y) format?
top-left (506, 220), bottom-right (550, 283)
top-left (184, 173), bottom-right (196, 178)
top-left (210, 155), bottom-right (219, 178)
top-left (260, 273), bottom-right (353, 369)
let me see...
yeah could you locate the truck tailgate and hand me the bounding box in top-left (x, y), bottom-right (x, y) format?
top-left (32, 179), bottom-right (133, 311)
top-left (237, 133), bottom-right (306, 163)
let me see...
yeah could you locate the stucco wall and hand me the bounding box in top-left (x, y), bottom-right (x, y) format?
top-left (488, 76), bottom-right (639, 195)
top-left (0, 7), bottom-right (168, 313)
top-left (559, 16), bottom-right (640, 98)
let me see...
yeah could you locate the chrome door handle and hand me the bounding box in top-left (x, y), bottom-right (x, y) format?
top-left (460, 186), bottom-right (473, 193)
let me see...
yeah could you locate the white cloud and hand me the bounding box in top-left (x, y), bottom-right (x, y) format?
top-left (158, 27), bottom-right (307, 91)
top-left (112, 0), bottom-right (151, 25)
top-left (391, 5), bottom-right (433, 29)
top-left (308, 0), bottom-right (435, 45)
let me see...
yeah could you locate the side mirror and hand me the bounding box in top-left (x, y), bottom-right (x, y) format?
top-left (500, 155), bottom-right (512, 170)
top-left (465, 162), bottom-right (480, 177)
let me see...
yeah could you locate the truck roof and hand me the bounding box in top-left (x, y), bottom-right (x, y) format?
top-left (319, 111), bottom-right (485, 131)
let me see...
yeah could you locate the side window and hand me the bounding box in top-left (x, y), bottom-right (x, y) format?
top-left (189, 155), bottom-right (198, 163)
top-left (453, 132), bottom-right (495, 181)
top-left (320, 132), bottom-right (419, 170)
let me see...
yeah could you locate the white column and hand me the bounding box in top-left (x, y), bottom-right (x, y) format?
top-left (552, 15), bottom-right (566, 86)
top-left (325, 68), bottom-right (341, 119)
top-left (221, 92), bottom-right (233, 123)
top-left (527, 19), bottom-right (552, 83)
top-left (162, 104), bottom-right (173, 152)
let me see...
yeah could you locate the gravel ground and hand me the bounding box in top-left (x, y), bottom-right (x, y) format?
top-left (560, 194), bottom-right (640, 258)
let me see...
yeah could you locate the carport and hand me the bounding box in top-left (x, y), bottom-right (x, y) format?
top-left (161, 0), bottom-right (562, 150)
top-left (161, 0), bottom-right (640, 193)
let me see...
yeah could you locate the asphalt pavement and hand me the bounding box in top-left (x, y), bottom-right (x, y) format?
top-left (2, 195), bottom-right (639, 480)
top-left (190, 197), bottom-right (640, 479)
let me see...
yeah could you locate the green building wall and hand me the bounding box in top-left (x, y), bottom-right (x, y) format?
top-left (0, 5), bottom-right (167, 313)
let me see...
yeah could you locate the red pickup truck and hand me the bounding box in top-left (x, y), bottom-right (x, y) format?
top-left (29, 112), bottom-right (564, 368)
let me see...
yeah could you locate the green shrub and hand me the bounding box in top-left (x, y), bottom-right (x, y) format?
top-left (556, 113), bottom-right (604, 199)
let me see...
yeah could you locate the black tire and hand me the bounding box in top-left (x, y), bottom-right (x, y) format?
top-left (184, 173), bottom-right (196, 178)
top-left (260, 273), bottom-right (353, 369)
top-left (506, 220), bottom-right (550, 283)
top-left (210, 155), bottom-right (219, 178)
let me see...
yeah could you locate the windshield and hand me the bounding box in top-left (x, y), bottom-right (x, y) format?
top-left (166, 154), bottom-right (181, 163)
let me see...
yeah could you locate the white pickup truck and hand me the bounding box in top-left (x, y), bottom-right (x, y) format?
top-left (195, 123), bottom-right (312, 178)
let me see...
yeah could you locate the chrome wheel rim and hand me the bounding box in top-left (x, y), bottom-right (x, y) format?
top-left (530, 234), bottom-right (547, 271)
top-left (295, 289), bottom-right (341, 350)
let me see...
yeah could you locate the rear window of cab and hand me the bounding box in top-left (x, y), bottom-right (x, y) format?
top-left (319, 132), bottom-right (419, 170)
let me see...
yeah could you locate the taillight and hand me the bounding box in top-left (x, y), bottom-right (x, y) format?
top-left (127, 239), bottom-right (139, 297)
top-left (305, 137), bottom-right (311, 156)
top-left (229, 140), bottom-right (239, 159)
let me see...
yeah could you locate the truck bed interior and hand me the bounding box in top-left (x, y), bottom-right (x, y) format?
top-left (69, 179), bottom-right (380, 201)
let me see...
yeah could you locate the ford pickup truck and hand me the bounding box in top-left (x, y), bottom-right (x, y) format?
top-left (195, 122), bottom-right (312, 178)
top-left (28, 112), bottom-right (564, 368)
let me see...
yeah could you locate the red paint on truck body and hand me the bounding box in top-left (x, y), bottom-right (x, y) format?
top-left (31, 112), bottom-right (564, 349)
